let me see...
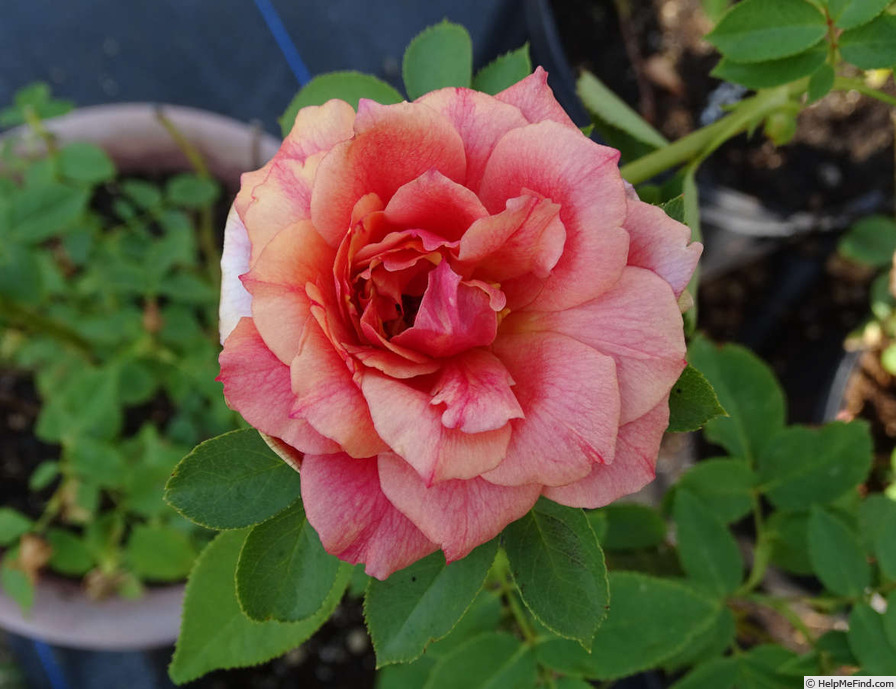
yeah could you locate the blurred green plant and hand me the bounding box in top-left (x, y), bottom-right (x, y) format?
top-left (0, 83), bottom-right (239, 609)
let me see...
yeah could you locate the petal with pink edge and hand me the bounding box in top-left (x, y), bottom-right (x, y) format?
top-left (543, 400), bottom-right (669, 508)
top-left (510, 266), bottom-right (687, 424)
top-left (301, 453), bottom-right (437, 580)
top-left (378, 453), bottom-right (540, 561)
top-left (241, 219), bottom-right (336, 364)
top-left (383, 170), bottom-right (487, 241)
top-left (483, 331), bottom-right (620, 487)
top-left (624, 193), bottom-right (702, 297)
top-left (311, 100), bottom-right (467, 247)
top-left (360, 371), bottom-right (511, 484)
top-left (219, 206), bottom-right (253, 343)
top-left (218, 318), bottom-right (339, 455)
top-left (495, 67), bottom-right (579, 130)
top-left (478, 121), bottom-right (629, 311)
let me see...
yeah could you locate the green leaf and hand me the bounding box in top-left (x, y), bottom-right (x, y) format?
top-left (127, 524), bottom-right (197, 582)
top-left (663, 606), bottom-right (737, 671)
top-left (471, 45), bottom-right (532, 94)
top-left (536, 573), bottom-right (719, 680)
top-left (236, 500), bottom-right (345, 623)
top-left (674, 490), bottom-right (743, 595)
top-left (667, 365), bottom-right (727, 433)
top-left (0, 244), bottom-right (44, 303)
top-left (68, 438), bottom-right (127, 488)
top-left (46, 528), bottom-right (94, 576)
top-left (402, 21), bottom-right (473, 100)
top-left (165, 429), bottom-right (302, 530)
top-left (834, 0), bottom-right (893, 29)
top-left (688, 337), bottom-right (786, 462)
top-left (169, 529), bottom-right (350, 685)
top-left (57, 142), bottom-right (116, 184)
top-left (279, 72), bottom-right (404, 137)
top-left (808, 506), bottom-right (870, 596)
top-left (0, 509), bottom-right (33, 546)
top-left (858, 494), bottom-right (896, 579)
top-left (711, 45), bottom-right (827, 88)
top-left (594, 503), bottom-right (666, 551)
top-left (703, 0), bottom-right (732, 23)
top-left (676, 459), bottom-right (756, 523)
top-left (737, 645), bottom-right (800, 688)
top-left (35, 366), bottom-right (121, 443)
top-left (807, 63), bottom-right (835, 102)
top-left (377, 656), bottom-right (437, 689)
top-left (425, 589), bottom-right (503, 658)
top-left (365, 539), bottom-right (497, 665)
top-left (848, 603), bottom-right (896, 674)
top-left (669, 657), bottom-right (739, 689)
top-left (758, 421), bottom-right (872, 511)
top-left (767, 511), bottom-right (814, 575)
top-left (841, 14), bottom-right (896, 69)
top-left (121, 179), bottom-right (164, 210)
top-left (0, 554), bottom-right (34, 614)
top-left (9, 180), bottom-right (89, 244)
top-left (706, 0), bottom-right (827, 62)
top-left (424, 632), bottom-right (537, 689)
top-left (29, 460), bottom-right (60, 491)
top-left (165, 173), bottom-right (219, 209)
top-left (577, 71), bottom-right (668, 149)
top-left (838, 215), bottom-right (896, 268)
top-left (504, 499), bottom-right (609, 648)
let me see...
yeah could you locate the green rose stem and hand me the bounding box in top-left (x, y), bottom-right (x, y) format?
top-left (154, 107), bottom-right (220, 287)
top-left (0, 295), bottom-right (96, 362)
top-left (22, 104), bottom-right (59, 157)
top-left (493, 549), bottom-right (538, 645)
top-left (832, 77), bottom-right (896, 107)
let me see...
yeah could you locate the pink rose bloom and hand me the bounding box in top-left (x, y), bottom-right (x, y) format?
top-left (218, 69), bottom-right (701, 579)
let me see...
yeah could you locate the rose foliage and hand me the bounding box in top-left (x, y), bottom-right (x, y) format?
top-left (217, 68), bottom-right (701, 579)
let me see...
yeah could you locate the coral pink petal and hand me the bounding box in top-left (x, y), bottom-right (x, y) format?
top-left (301, 453), bottom-right (438, 580)
top-left (459, 194), bottom-right (566, 282)
top-left (478, 121), bottom-right (628, 311)
top-left (290, 319), bottom-right (388, 459)
top-left (416, 87), bottom-right (530, 191)
top-left (383, 169), bottom-right (487, 241)
top-left (483, 331), bottom-right (620, 487)
top-left (511, 267), bottom-right (687, 424)
top-left (543, 401), bottom-right (669, 508)
top-left (240, 220), bottom-right (335, 364)
top-left (311, 100), bottom-right (467, 247)
top-left (279, 99), bottom-right (357, 161)
top-left (430, 349), bottom-right (524, 434)
top-left (219, 205), bottom-right (253, 343)
top-left (495, 67), bottom-right (579, 130)
top-left (624, 194), bottom-right (702, 297)
top-left (391, 261), bottom-right (503, 358)
top-left (360, 371), bottom-right (511, 484)
top-left (218, 318), bottom-right (339, 455)
top-left (378, 453), bottom-right (540, 561)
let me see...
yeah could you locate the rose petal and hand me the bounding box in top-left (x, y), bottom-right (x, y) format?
top-left (219, 206), bottom-right (253, 343)
top-left (482, 331), bottom-right (620, 487)
top-left (378, 453), bottom-right (540, 561)
top-left (301, 453), bottom-right (438, 580)
top-left (416, 87), bottom-right (530, 192)
top-left (624, 193), bottom-right (702, 297)
top-left (478, 121), bottom-right (629, 311)
top-left (360, 371), bottom-right (512, 484)
top-left (495, 67), bottom-right (579, 130)
top-left (218, 318), bottom-right (340, 455)
top-left (311, 99), bottom-right (467, 247)
top-left (430, 349), bottom-right (524, 434)
top-left (240, 219), bottom-right (335, 364)
top-left (509, 267), bottom-right (687, 424)
top-left (543, 400), bottom-right (669, 508)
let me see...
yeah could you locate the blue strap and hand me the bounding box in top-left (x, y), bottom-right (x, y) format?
top-left (33, 640), bottom-right (70, 689)
top-left (252, 0), bottom-right (312, 86)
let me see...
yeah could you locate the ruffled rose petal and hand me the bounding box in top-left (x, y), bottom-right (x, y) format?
top-left (218, 318), bottom-right (340, 454)
top-left (495, 67), bottom-right (579, 130)
top-left (241, 219), bottom-right (336, 364)
top-left (430, 349), bottom-right (524, 434)
top-left (301, 453), bottom-right (438, 580)
top-left (543, 400), bottom-right (669, 508)
top-left (290, 318), bottom-right (388, 459)
top-left (360, 371), bottom-right (511, 484)
top-left (311, 99), bottom-right (467, 247)
top-left (478, 121), bottom-right (629, 311)
top-left (624, 193), bottom-right (702, 297)
top-left (378, 453), bottom-right (540, 561)
top-left (483, 331), bottom-right (620, 487)
top-left (416, 87), bottom-right (530, 192)
top-left (510, 267), bottom-right (686, 424)
top-left (219, 206), bottom-right (253, 343)
top-left (383, 169), bottom-right (487, 241)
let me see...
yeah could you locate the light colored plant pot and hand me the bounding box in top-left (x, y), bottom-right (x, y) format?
top-left (0, 103), bottom-right (280, 651)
